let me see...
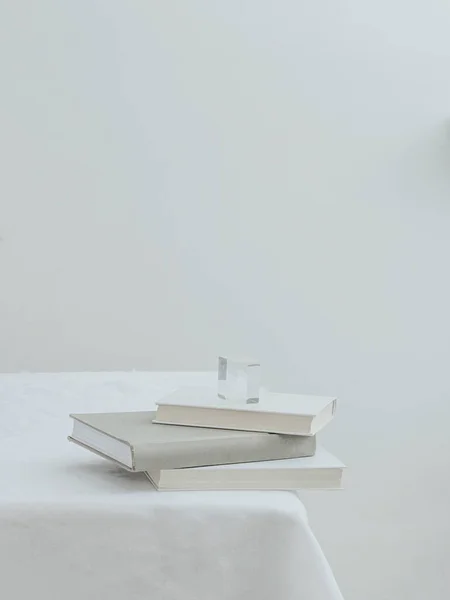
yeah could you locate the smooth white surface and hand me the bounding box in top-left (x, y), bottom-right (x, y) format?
top-left (1, 2), bottom-right (449, 387)
top-left (0, 372), bottom-right (343, 600)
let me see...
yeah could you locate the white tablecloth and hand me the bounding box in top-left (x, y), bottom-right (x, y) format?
top-left (0, 372), bottom-right (344, 600)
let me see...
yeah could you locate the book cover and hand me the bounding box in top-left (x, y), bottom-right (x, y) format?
top-left (154, 387), bottom-right (337, 436)
top-left (146, 446), bottom-right (345, 491)
top-left (69, 410), bottom-right (316, 471)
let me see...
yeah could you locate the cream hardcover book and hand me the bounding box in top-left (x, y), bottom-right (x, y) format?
top-left (68, 411), bottom-right (316, 471)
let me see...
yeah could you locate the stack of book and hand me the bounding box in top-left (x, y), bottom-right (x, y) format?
top-left (69, 386), bottom-right (344, 491)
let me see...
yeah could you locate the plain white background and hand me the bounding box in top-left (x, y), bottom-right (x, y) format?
top-left (1, 2), bottom-right (450, 598)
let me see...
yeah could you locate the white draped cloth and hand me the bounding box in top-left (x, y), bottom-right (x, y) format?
top-left (0, 372), bottom-right (344, 600)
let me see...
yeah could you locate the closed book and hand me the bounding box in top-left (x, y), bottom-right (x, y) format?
top-left (146, 446), bottom-right (345, 491)
top-left (68, 411), bottom-right (316, 471)
top-left (154, 387), bottom-right (337, 436)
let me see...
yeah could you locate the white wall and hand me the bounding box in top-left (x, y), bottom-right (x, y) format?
top-left (1, 0), bottom-right (449, 383)
top-left (1, 3), bottom-right (450, 597)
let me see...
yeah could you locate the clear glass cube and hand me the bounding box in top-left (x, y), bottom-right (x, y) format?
top-left (217, 356), bottom-right (261, 404)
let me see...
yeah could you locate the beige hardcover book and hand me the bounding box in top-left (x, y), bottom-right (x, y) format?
top-left (68, 411), bottom-right (316, 472)
top-left (146, 446), bottom-right (345, 491)
top-left (154, 387), bottom-right (337, 436)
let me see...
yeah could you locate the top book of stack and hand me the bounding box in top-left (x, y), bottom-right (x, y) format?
top-left (154, 387), bottom-right (337, 436)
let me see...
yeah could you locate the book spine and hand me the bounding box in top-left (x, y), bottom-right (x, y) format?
top-left (133, 434), bottom-right (316, 471)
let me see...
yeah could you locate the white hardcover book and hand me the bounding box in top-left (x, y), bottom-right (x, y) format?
top-left (154, 387), bottom-right (337, 436)
top-left (146, 446), bottom-right (345, 491)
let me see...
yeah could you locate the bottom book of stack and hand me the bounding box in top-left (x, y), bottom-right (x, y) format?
top-left (146, 447), bottom-right (344, 491)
